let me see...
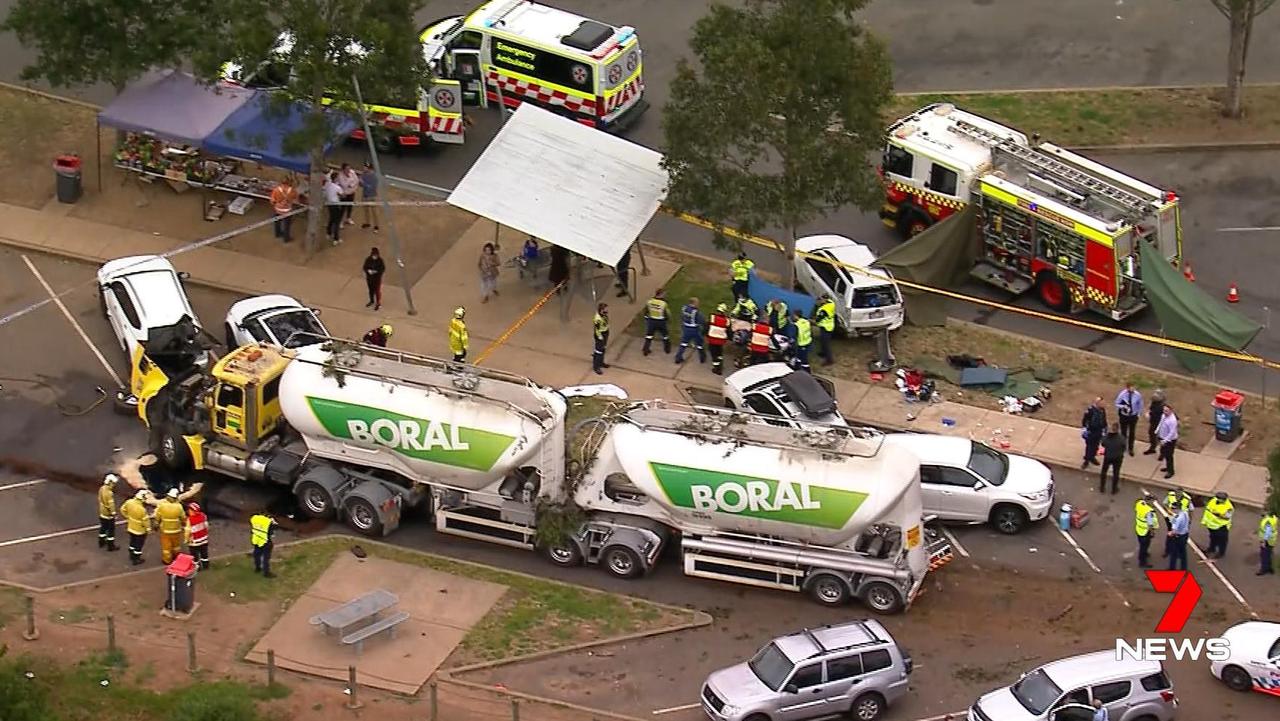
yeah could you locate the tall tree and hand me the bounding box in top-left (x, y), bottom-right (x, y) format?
top-left (2, 0), bottom-right (199, 92)
top-left (1212, 0), bottom-right (1278, 118)
top-left (661, 0), bottom-right (893, 287)
top-left (191, 0), bottom-right (428, 251)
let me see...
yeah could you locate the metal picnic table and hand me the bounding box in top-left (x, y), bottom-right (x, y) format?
top-left (309, 589), bottom-right (399, 638)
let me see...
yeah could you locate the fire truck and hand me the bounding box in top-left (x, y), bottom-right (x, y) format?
top-left (878, 104), bottom-right (1183, 320)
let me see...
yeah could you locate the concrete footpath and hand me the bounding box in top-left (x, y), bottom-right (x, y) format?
top-left (0, 200), bottom-right (1270, 508)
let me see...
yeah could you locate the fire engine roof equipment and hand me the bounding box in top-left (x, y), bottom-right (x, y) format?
top-left (446, 103), bottom-right (666, 267)
top-left (872, 205), bottom-right (980, 326)
top-left (97, 70), bottom-right (255, 146)
top-left (1137, 241), bottom-right (1261, 372)
top-left (202, 94), bottom-right (357, 174)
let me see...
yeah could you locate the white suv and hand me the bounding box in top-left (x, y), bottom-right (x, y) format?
top-left (98, 255), bottom-right (202, 359)
top-left (969, 651), bottom-right (1178, 721)
top-left (793, 235), bottom-right (905, 336)
top-left (884, 433), bottom-right (1054, 534)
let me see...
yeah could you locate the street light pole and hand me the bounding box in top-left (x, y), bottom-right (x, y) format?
top-left (352, 74), bottom-right (417, 316)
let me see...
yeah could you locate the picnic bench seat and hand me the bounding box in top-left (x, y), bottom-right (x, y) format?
top-left (341, 611), bottom-right (410, 655)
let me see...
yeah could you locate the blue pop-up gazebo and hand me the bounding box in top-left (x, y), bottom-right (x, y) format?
top-left (203, 94), bottom-right (357, 173)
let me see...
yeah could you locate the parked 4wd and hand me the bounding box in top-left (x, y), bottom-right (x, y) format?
top-left (702, 619), bottom-right (911, 721)
top-left (968, 650), bottom-right (1178, 721)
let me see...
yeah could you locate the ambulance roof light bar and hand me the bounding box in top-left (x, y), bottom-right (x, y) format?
top-left (483, 0), bottom-right (525, 28)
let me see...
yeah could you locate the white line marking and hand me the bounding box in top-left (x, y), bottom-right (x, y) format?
top-left (652, 703), bottom-right (700, 715)
top-left (940, 527), bottom-right (970, 558)
top-left (1056, 526), bottom-right (1102, 573)
top-left (908, 712), bottom-right (969, 721)
top-left (1141, 486), bottom-right (1257, 618)
top-left (0, 478), bottom-right (47, 492)
top-left (21, 254), bottom-right (124, 388)
top-left (1219, 226), bottom-right (1280, 232)
top-left (0, 522), bottom-right (122, 549)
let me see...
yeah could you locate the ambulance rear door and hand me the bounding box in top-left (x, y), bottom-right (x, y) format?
top-left (426, 79), bottom-right (465, 144)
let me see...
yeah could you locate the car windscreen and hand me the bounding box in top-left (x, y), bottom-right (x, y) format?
top-left (748, 643), bottom-right (794, 692)
top-left (967, 441), bottom-right (1009, 486)
top-left (260, 310), bottom-right (325, 348)
top-left (851, 285), bottom-right (898, 309)
top-left (1010, 669), bottom-right (1062, 715)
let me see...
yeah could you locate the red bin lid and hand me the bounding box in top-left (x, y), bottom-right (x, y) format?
top-left (54, 154), bottom-right (81, 170)
top-left (166, 553), bottom-right (196, 577)
top-left (1213, 390), bottom-right (1244, 409)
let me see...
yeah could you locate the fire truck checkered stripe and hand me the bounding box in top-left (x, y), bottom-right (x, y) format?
top-left (890, 181), bottom-right (966, 210)
top-left (1086, 287), bottom-right (1114, 305)
top-left (1070, 286), bottom-right (1085, 305)
top-left (604, 76), bottom-right (641, 114)
top-left (487, 70), bottom-right (597, 117)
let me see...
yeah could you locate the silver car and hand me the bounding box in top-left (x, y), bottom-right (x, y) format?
top-left (968, 650), bottom-right (1178, 721)
top-left (702, 619), bottom-right (911, 721)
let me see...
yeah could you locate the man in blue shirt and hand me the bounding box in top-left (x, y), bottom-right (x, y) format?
top-left (1167, 501), bottom-right (1191, 571)
top-left (1114, 382), bottom-right (1143, 457)
top-left (674, 297), bottom-right (706, 365)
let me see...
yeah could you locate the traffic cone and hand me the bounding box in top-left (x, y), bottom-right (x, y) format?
top-left (1227, 282), bottom-right (1240, 303)
top-left (1183, 263), bottom-right (1195, 282)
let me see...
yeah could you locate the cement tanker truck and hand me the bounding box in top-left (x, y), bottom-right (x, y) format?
top-left (129, 338), bottom-right (949, 611)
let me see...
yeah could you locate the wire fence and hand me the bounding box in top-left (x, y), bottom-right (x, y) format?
top-left (17, 594), bottom-right (622, 721)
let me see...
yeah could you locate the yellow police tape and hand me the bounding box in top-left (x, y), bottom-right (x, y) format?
top-left (474, 281), bottom-right (566, 366)
top-left (661, 207), bottom-right (1280, 371)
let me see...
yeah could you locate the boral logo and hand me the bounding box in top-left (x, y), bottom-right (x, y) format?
top-left (649, 463), bottom-right (867, 528)
top-left (1114, 571), bottom-right (1231, 662)
top-left (305, 396), bottom-right (515, 472)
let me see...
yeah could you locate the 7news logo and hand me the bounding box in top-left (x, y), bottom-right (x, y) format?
top-left (1115, 570), bottom-right (1230, 662)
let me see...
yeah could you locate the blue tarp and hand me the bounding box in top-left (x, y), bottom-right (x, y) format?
top-left (747, 271), bottom-right (816, 317)
top-left (203, 95), bottom-right (357, 173)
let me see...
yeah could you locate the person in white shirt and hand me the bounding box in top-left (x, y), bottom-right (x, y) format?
top-left (324, 172), bottom-right (343, 245)
top-left (1154, 405), bottom-right (1179, 479)
top-left (336, 163), bottom-right (361, 225)
top-left (1092, 699), bottom-right (1109, 721)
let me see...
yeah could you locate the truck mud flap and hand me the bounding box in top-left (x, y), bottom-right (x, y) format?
top-left (927, 533), bottom-right (954, 571)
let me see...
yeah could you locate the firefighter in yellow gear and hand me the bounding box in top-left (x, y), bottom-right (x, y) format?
top-left (1201, 491), bottom-right (1234, 559)
top-left (732, 296), bottom-right (758, 322)
top-left (120, 490), bottom-right (152, 565)
top-left (449, 307), bottom-right (469, 363)
top-left (730, 252), bottom-right (754, 300)
top-left (155, 488), bottom-right (187, 565)
top-left (97, 473), bottom-right (120, 552)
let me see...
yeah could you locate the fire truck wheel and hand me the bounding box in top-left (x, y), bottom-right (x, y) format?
top-left (1035, 273), bottom-right (1070, 312)
top-left (898, 210), bottom-right (930, 240)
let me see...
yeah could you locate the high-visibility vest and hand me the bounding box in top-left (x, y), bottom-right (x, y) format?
top-left (98, 485), bottom-right (116, 520)
top-left (706, 313), bottom-right (729, 345)
top-left (156, 499), bottom-right (186, 535)
top-left (593, 313), bottom-right (609, 340)
top-left (769, 302), bottom-right (789, 330)
top-left (645, 298), bottom-right (669, 320)
top-left (794, 318), bottom-right (812, 347)
top-left (733, 298), bottom-right (757, 319)
top-left (187, 510), bottom-right (209, 546)
top-left (1202, 498), bottom-right (1234, 530)
top-left (1134, 500), bottom-right (1156, 536)
top-left (121, 498), bottom-right (150, 536)
top-left (681, 304), bottom-right (700, 329)
top-left (749, 322), bottom-right (771, 353)
top-left (1260, 514), bottom-right (1277, 547)
top-left (250, 514), bottom-right (273, 547)
top-left (1164, 490), bottom-right (1192, 515)
top-left (816, 301), bottom-right (836, 332)
top-left (731, 259), bottom-right (754, 282)
top-left (449, 318), bottom-right (468, 354)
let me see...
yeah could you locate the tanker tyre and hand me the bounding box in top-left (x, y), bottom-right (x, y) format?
top-left (294, 480), bottom-right (337, 520)
top-left (860, 581), bottom-right (904, 615)
top-left (544, 541), bottom-right (583, 568)
top-left (807, 573), bottom-right (851, 607)
top-left (601, 545), bottom-right (643, 579)
top-left (345, 496), bottom-right (383, 537)
top-left (158, 430), bottom-right (192, 472)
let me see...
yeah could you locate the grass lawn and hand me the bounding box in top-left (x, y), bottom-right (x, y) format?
top-left (626, 260), bottom-right (735, 336)
top-left (0, 586), bottom-right (25, 631)
top-left (886, 87), bottom-right (1280, 146)
top-left (198, 536), bottom-right (693, 665)
top-left (0, 651), bottom-right (288, 721)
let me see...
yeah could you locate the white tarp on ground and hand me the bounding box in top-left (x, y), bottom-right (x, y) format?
top-left (447, 103), bottom-right (667, 267)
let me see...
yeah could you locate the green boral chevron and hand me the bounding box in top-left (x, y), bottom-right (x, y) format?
top-left (306, 396), bottom-right (515, 472)
top-left (649, 462), bottom-right (867, 528)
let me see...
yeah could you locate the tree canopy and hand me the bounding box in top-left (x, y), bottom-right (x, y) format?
top-left (2, 0), bottom-right (200, 92)
top-left (190, 0), bottom-right (429, 249)
top-left (660, 0), bottom-right (893, 283)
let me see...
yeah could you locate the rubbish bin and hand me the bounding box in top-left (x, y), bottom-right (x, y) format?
top-left (1212, 389), bottom-right (1245, 442)
top-left (164, 552), bottom-right (197, 613)
top-left (53, 154), bottom-right (82, 204)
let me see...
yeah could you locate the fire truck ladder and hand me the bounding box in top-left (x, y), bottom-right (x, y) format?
top-left (949, 119), bottom-right (1152, 216)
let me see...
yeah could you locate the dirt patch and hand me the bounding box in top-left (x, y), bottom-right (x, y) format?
top-left (888, 86), bottom-right (1280, 146)
top-left (0, 88), bottom-right (102, 208)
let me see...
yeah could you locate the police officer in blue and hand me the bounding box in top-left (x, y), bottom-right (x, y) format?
top-left (674, 297), bottom-right (706, 365)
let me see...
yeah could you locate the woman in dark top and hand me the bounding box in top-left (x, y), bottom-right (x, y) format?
top-left (548, 245), bottom-right (570, 293)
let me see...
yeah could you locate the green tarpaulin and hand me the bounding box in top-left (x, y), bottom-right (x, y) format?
top-left (873, 206), bottom-right (979, 326)
top-left (1138, 241), bottom-right (1262, 372)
